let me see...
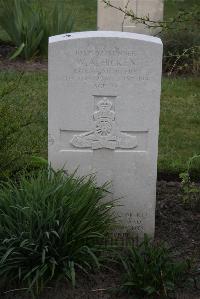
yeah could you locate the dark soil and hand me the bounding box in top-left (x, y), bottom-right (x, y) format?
top-left (156, 181), bottom-right (200, 261)
top-left (1, 181), bottom-right (200, 299)
top-left (0, 44), bottom-right (47, 72)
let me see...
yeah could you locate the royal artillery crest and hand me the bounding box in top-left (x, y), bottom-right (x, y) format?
top-left (71, 97), bottom-right (137, 150)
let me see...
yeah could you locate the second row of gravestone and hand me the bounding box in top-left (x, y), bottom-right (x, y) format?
top-left (97, 0), bottom-right (164, 35)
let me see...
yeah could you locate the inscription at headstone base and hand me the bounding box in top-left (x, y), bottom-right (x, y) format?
top-left (48, 31), bottom-right (163, 238)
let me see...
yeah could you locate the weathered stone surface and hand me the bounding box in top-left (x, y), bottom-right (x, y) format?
top-left (48, 31), bottom-right (163, 238)
top-left (98, 0), bottom-right (164, 35)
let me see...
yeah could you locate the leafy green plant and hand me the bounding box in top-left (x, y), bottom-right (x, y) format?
top-left (180, 155), bottom-right (200, 210)
top-left (0, 0), bottom-right (43, 59)
top-left (0, 168), bottom-right (116, 295)
top-left (38, 2), bottom-right (74, 56)
top-left (0, 0), bottom-right (74, 59)
top-left (119, 236), bottom-right (188, 298)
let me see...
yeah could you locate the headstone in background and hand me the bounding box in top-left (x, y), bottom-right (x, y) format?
top-left (48, 31), bottom-right (163, 238)
top-left (97, 0), bottom-right (164, 35)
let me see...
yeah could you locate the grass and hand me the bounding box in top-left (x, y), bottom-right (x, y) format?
top-left (0, 71), bottom-right (199, 177)
top-left (0, 72), bottom-right (47, 132)
top-left (0, 72), bottom-right (47, 179)
top-left (159, 76), bottom-right (200, 176)
top-left (164, 0), bottom-right (199, 19)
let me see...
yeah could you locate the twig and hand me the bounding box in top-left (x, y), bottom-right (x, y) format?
top-left (121, 0), bottom-right (130, 32)
top-left (102, 0), bottom-right (196, 31)
top-left (91, 288), bottom-right (108, 292)
top-left (102, 0), bottom-right (165, 27)
top-left (3, 286), bottom-right (53, 294)
top-left (3, 288), bottom-right (28, 294)
top-left (168, 46), bottom-right (199, 76)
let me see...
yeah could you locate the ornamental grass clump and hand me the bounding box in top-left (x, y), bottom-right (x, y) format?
top-left (0, 168), bottom-right (116, 295)
top-left (120, 236), bottom-right (188, 298)
top-left (0, 0), bottom-right (74, 59)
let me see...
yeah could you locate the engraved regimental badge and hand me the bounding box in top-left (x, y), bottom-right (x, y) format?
top-left (71, 97), bottom-right (137, 150)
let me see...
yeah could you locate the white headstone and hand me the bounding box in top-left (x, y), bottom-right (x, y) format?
top-left (48, 31), bottom-right (163, 238)
top-left (98, 0), bottom-right (164, 35)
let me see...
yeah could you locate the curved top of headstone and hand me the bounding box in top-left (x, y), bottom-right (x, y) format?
top-left (49, 31), bottom-right (162, 45)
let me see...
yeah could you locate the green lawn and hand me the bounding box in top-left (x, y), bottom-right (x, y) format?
top-left (164, 0), bottom-right (199, 19)
top-left (159, 77), bottom-right (200, 176)
top-left (0, 72), bottom-right (199, 177)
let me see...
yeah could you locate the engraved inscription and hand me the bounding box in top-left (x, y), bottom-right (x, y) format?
top-left (125, 211), bottom-right (150, 234)
top-left (65, 47), bottom-right (150, 87)
top-left (70, 97), bottom-right (137, 150)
